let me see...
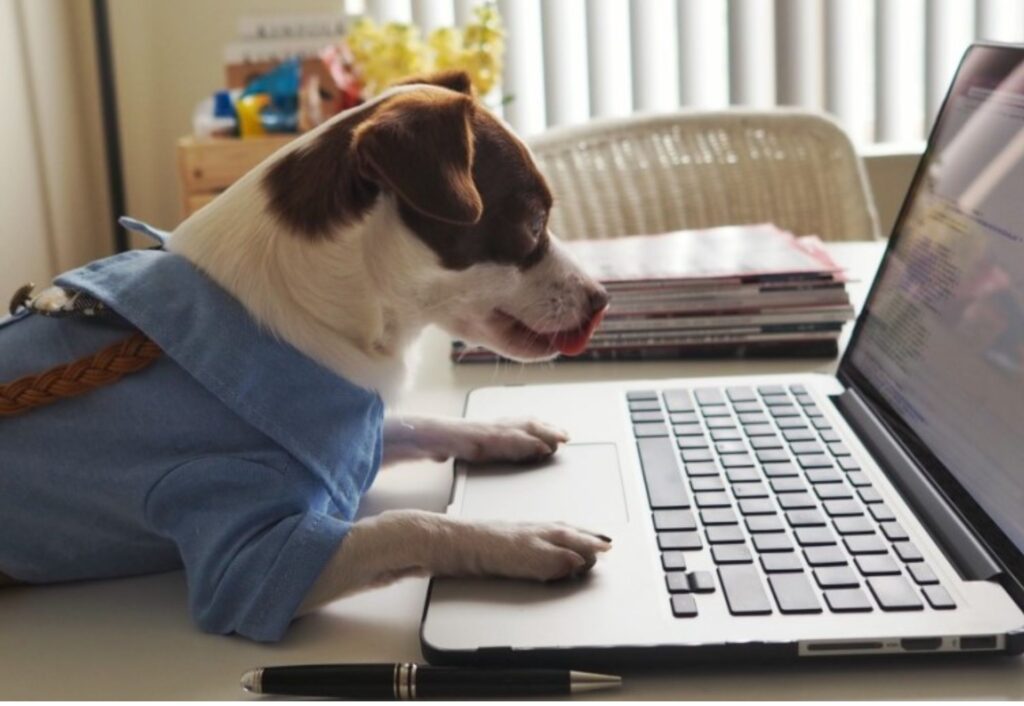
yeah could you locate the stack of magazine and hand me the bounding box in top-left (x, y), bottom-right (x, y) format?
top-left (451, 224), bottom-right (855, 363)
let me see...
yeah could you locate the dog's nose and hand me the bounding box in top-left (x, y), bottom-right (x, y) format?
top-left (587, 286), bottom-right (609, 318)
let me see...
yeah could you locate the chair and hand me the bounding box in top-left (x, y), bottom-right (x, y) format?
top-left (528, 109), bottom-right (881, 242)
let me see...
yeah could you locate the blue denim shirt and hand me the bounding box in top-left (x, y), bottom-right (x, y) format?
top-left (0, 223), bottom-right (384, 642)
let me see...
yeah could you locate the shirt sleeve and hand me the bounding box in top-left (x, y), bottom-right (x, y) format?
top-left (144, 456), bottom-right (351, 642)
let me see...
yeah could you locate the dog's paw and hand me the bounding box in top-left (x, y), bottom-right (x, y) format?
top-left (31, 286), bottom-right (73, 313)
top-left (464, 521), bottom-right (612, 582)
top-left (449, 418), bottom-right (570, 464)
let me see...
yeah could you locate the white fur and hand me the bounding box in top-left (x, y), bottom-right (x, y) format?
top-left (164, 85), bottom-right (612, 621)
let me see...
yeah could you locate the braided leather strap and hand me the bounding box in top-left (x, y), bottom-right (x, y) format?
top-left (0, 333), bottom-right (162, 417)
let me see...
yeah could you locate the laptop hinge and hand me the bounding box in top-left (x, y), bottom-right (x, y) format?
top-left (834, 387), bottom-right (1001, 582)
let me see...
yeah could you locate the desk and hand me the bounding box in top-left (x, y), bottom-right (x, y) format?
top-left (2, 242), bottom-right (1022, 699)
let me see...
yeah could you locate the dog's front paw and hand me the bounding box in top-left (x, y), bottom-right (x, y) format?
top-left (31, 286), bottom-right (73, 313)
top-left (451, 418), bottom-right (570, 464)
top-left (461, 521), bottom-right (612, 581)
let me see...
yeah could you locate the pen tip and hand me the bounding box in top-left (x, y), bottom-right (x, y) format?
top-left (569, 670), bottom-right (622, 693)
top-left (240, 668), bottom-right (263, 694)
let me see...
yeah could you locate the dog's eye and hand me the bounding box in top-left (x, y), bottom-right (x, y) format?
top-left (530, 213), bottom-right (546, 238)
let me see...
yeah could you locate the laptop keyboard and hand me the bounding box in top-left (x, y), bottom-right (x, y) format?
top-left (628, 384), bottom-right (956, 619)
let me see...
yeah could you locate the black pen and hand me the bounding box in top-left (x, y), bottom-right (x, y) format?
top-left (240, 663), bottom-right (621, 700)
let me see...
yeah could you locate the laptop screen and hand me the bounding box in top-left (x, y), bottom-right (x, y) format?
top-left (843, 45), bottom-right (1024, 567)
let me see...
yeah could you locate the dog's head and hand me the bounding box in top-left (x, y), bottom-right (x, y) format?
top-left (263, 72), bottom-right (608, 361)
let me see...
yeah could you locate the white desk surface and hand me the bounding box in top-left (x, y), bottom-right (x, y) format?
top-left (2, 241), bottom-right (1023, 700)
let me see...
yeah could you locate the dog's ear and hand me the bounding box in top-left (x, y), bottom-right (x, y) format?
top-left (353, 90), bottom-right (483, 225)
top-left (394, 70), bottom-right (474, 95)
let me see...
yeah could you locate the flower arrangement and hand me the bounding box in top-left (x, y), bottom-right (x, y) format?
top-left (344, 2), bottom-right (504, 99)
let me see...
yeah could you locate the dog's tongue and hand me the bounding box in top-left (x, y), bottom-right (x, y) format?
top-left (553, 307), bottom-right (607, 357)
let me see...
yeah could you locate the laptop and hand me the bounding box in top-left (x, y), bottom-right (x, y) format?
top-left (421, 43), bottom-right (1024, 665)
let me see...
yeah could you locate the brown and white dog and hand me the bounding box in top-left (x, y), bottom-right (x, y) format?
top-left (160, 72), bottom-right (611, 614)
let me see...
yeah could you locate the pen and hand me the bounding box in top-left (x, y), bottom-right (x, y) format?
top-left (240, 663), bottom-right (622, 700)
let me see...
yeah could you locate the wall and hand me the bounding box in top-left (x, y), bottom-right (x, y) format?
top-left (106, 0), bottom-right (342, 240)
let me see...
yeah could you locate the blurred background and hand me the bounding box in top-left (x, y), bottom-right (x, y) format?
top-left (3, 0), bottom-right (1024, 294)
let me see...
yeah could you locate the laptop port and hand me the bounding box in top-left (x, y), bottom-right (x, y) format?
top-left (960, 635), bottom-right (998, 650)
top-left (901, 637), bottom-right (942, 651)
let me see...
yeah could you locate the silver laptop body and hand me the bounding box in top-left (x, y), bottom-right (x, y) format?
top-left (421, 43), bottom-right (1024, 664)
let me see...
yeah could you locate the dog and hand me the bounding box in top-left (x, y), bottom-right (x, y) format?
top-left (0, 71), bottom-right (611, 641)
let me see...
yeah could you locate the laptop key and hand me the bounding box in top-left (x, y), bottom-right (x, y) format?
top-left (783, 428), bottom-right (816, 442)
top-left (631, 411), bottom-right (664, 423)
top-left (750, 436), bottom-right (784, 450)
top-left (786, 509), bottom-right (827, 527)
top-left (804, 546), bottom-right (848, 566)
top-left (694, 388), bottom-right (725, 406)
top-left (844, 535), bottom-right (887, 554)
top-left (825, 588), bottom-right (873, 613)
top-left (706, 418), bottom-right (737, 430)
top-left (658, 531), bottom-right (703, 551)
top-left (726, 468), bottom-right (760, 483)
top-left (670, 412), bottom-right (699, 424)
top-left (682, 448), bottom-right (714, 463)
top-left (691, 477), bottom-right (725, 492)
top-left (738, 413), bottom-right (769, 425)
top-left (806, 469), bottom-right (844, 484)
top-left (789, 384), bottom-right (808, 394)
top-left (707, 525), bottom-right (746, 544)
top-left (794, 527), bottom-right (837, 546)
top-left (674, 423), bottom-right (704, 436)
top-left (838, 457), bottom-right (861, 471)
top-left (776, 418), bottom-right (808, 430)
top-left (666, 572), bottom-right (690, 593)
top-left (880, 521), bottom-right (909, 541)
top-left (868, 576), bottom-right (924, 611)
top-left (797, 454), bottom-right (833, 468)
top-left (732, 483), bottom-right (769, 499)
top-left (733, 401), bottom-right (763, 413)
top-left (814, 566), bottom-right (860, 589)
top-left (828, 442), bottom-right (851, 456)
top-left (922, 585), bottom-right (955, 610)
top-left (719, 565), bottom-right (773, 615)
top-left (893, 542), bottom-right (923, 563)
top-left (820, 429), bottom-right (842, 443)
top-left (634, 423), bottom-right (669, 437)
top-left (678, 436), bottom-right (710, 450)
top-left (763, 462), bottom-right (799, 478)
top-left (695, 491), bottom-right (732, 508)
top-left (711, 428), bottom-right (743, 441)
top-left (908, 563), bottom-right (938, 585)
top-left (712, 544), bottom-right (753, 564)
top-left (769, 573), bottom-right (822, 614)
top-left (777, 492), bottom-right (816, 510)
top-left (815, 484), bottom-right (853, 500)
top-left (768, 405), bottom-right (801, 418)
top-left (727, 386), bottom-right (757, 402)
top-left (687, 571), bottom-right (716, 593)
top-left (761, 553), bottom-right (804, 573)
top-left (858, 487), bottom-right (883, 504)
top-left (846, 471), bottom-right (871, 486)
top-left (743, 424), bottom-right (776, 436)
top-left (670, 593), bottom-right (698, 617)
top-left (636, 437), bottom-right (690, 509)
top-left (627, 390), bottom-right (658, 401)
top-left (701, 508), bottom-right (739, 525)
top-left (753, 534), bottom-right (794, 553)
top-left (855, 555), bottom-right (901, 576)
top-left (746, 515), bottom-right (786, 533)
top-left (823, 500), bottom-right (864, 517)
top-left (663, 389), bottom-right (695, 412)
top-left (629, 399), bottom-right (661, 412)
top-left (686, 462), bottom-right (720, 477)
top-left (756, 449), bottom-right (790, 464)
top-left (716, 441), bottom-right (748, 455)
top-left (869, 504), bottom-right (896, 522)
top-left (803, 405), bottom-right (824, 418)
top-left (653, 509), bottom-right (697, 531)
top-left (811, 418), bottom-right (833, 430)
top-left (834, 516), bottom-right (876, 535)
top-left (738, 498), bottom-right (776, 515)
top-left (790, 441), bottom-right (824, 455)
top-left (720, 454), bottom-right (755, 468)
top-left (701, 404), bottom-right (731, 418)
top-left (661, 551), bottom-right (687, 571)
top-left (770, 477), bottom-right (807, 493)
top-left (761, 392), bottom-right (789, 404)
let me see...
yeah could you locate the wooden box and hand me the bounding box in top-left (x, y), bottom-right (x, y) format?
top-left (176, 134), bottom-right (295, 217)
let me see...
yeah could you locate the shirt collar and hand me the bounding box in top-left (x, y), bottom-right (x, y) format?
top-left (56, 247), bottom-right (384, 494)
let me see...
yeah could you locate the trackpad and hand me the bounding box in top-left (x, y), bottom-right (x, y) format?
top-left (457, 443), bottom-right (628, 525)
